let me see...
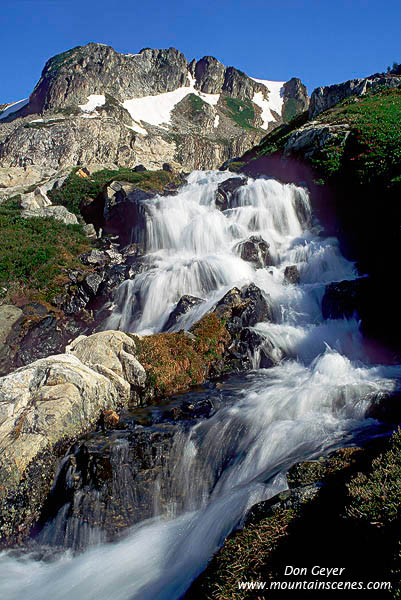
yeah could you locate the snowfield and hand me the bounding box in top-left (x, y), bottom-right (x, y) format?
top-left (251, 78), bottom-right (285, 128)
top-left (0, 98), bottom-right (29, 120)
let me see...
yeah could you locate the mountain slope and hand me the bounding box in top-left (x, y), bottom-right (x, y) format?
top-left (0, 43), bottom-right (308, 181)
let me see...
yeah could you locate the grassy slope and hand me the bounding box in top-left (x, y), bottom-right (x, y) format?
top-left (0, 198), bottom-right (89, 305)
top-left (187, 432), bottom-right (401, 599)
top-left (242, 87), bottom-right (401, 188)
top-left (0, 168), bottom-right (180, 306)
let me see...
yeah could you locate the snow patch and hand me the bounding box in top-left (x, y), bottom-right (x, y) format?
top-left (79, 95), bottom-right (106, 113)
top-left (251, 79), bottom-right (285, 129)
top-left (125, 122), bottom-right (148, 136)
top-left (0, 98), bottom-right (29, 120)
top-left (214, 115), bottom-right (220, 128)
top-left (123, 73), bottom-right (220, 127)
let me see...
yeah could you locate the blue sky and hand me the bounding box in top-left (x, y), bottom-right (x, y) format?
top-left (1, 0), bottom-right (400, 103)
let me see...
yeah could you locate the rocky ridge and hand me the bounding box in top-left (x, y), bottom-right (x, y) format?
top-left (0, 43), bottom-right (308, 196)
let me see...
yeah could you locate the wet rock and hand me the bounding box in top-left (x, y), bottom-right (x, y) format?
top-left (322, 277), bottom-right (370, 320)
top-left (164, 295), bottom-right (205, 331)
top-left (284, 264), bottom-right (300, 284)
top-left (102, 182), bottom-right (154, 247)
top-left (213, 283), bottom-right (273, 329)
top-left (34, 424), bottom-right (179, 550)
top-left (0, 353), bottom-right (123, 548)
top-left (236, 235), bottom-right (273, 268)
top-left (215, 177), bottom-right (246, 211)
top-left (83, 272), bottom-right (103, 296)
top-left (238, 327), bottom-right (278, 369)
top-left (79, 249), bottom-right (108, 266)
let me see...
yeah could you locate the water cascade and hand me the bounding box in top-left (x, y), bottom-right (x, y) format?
top-left (1, 171), bottom-right (400, 600)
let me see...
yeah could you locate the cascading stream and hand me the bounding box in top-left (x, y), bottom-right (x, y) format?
top-left (1, 171), bottom-right (400, 600)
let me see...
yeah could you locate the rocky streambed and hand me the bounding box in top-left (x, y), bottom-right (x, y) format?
top-left (0, 170), bottom-right (401, 600)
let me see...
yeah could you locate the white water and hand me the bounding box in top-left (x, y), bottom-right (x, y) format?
top-left (1, 171), bottom-right (400, 600)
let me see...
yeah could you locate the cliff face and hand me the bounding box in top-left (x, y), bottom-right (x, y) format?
top-left (0, 43), bottom-right (308, 181)
top-left (309, 72), bottom-right (401, 118)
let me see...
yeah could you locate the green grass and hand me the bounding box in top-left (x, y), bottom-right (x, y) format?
top-left (0, 197), bottom-right (89, 304)
top-left (48, 168), bottom-right (181, 215)
top-left (224, 96), bottom-right (255, 129)
top-left (187, 94), bottom-right (207, 114)
top-left (253, 88), bottom-right (401, 187)
top-left (187, 432), bottom-right (401, 599)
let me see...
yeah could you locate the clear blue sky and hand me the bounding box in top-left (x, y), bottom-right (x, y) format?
top-left (1, 0), bottom-right (400, 103)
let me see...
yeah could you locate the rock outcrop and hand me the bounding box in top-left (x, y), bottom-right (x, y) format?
top-left (0, 283), bottom-right (274, 547)
top-left (309, 72), bottom-right (401, 118)
top-left (0, 43), bottom-right (308, 191)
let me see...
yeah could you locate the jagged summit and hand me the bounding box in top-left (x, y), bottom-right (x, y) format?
top-left (0, 42), bottom-right (308, 186)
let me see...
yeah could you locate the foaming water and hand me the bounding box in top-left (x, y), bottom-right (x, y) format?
top-left (1, 171), bottom-right (400, 600)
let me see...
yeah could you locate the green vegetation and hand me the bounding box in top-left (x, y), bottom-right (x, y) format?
top-left (0, 197), bottom-right (89, 304)
top-left (282, 97), bottom-right (300, 123)
top-left (135, 313), bottom-right (230, 396)
top-left (187, 94), bottom-right (207, 115)
top-left (188, 433), bottom-right (401, 599)
top-left (226, 161), bottom-right (246, 173)
top-left (252, 88), bottom-right (401, 187)
top-left (45, 47), bottom-right (84, 76)
top-left (55, 106), bottom-right (82, 117)
top-left (224, 96), bottom-right (255, 129)
top-left (312, 88), bottom-right (401, 185)
top-left (347, 429), bottom-right (401, 527)
top-left (48, 168), bottom-right (181, 215)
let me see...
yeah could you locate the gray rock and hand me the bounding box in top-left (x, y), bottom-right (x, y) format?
top-left (282, 78), bottom-right (309, 122)
top-left (66, 330), bottom-right (146, 390)
top-left (82, 223), bottom-right (97, 238)
top-left (215, 176), bottom-right (246, 211)
top-left (0, 305), bottom-right (23, 346)
top-left (236, 235), bottom-right (273, 268)
top-left (21, 205), bottom-right (78, 225)
top-left (309, 73), bottom-right (401, 119)
top-left (164, 295), bottom-right (205, 331)
top-left (0, 44), bottom-right (308, 174)
top-left (284, 265), bottom-right (300, 285)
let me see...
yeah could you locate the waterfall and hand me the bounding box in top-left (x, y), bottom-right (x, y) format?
top-left (1, 170), bottom-right (400, 600)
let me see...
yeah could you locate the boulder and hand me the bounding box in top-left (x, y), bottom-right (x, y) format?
top-left (284, 265), bottom-right (300, 285)
top-left (0, 353), bottom-right (123, 547)
top-left (214, 283), bottom-right (273, 328)
top-left (66, 330), bottom-right (146, 393)
top-left (0, 305), bottom-right (23, 375)
top-left (21, 205), bottom-right (79, 225)
top-left (322, 277), bottom-right (370, 320)
top-left (163, 295), bottom-right (205, 331)
top-left (102, 181), bottom-right (154, 246)
top-left (236, 235), bottom-right (273, 268)
top-left (215, 177), bottom-right (246, 211)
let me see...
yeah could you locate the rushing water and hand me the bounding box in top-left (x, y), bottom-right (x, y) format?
top-left (1, 171), bottom-right (401, 599)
